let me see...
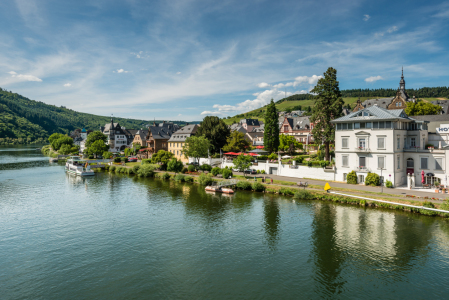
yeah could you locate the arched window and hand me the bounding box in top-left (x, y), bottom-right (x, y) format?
top-left (407, 158), bottom-right (414, 168)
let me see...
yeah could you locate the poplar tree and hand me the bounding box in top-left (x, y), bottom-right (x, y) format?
top-left (264, 99), bottom-right (279, 153)
top-left (310, 67), bottom-right (344, 161)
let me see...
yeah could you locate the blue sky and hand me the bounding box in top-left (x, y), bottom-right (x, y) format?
top-left (0, 0), bottom-right (448, 121)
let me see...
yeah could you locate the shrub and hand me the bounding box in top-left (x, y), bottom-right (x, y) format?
top-left (89, 155), bottom-right (94, 159)
top-left (161, 172), bottom-right (171, 179)
top-left (174, 174), bottom-right (186, 182)
top-left (184, 176), bottom-right (194, 183)
top-left (200, 164), bottom-right (212, 171)
top-left (211, 167), bottom-right (222, 176)
top-left (188, 165), bottom-right (196, 172)
top-left (307, 161), bottom-right (313, 167)
top-left (346, 171), bottom-right (357, 184)
top-left (127, 168), bottom-right (134, 175)
top-left (294, 189), bottom-right (314, 200)
top-left (113, 157), bottom-right (121, 163)
top-left (252, 182), bottom-right (266, 192)
top-left (423, 201), bottom-right (436, 208)
top-left (310, 154), bottom-right (317, 159)
top-left (222, 169), bottom-right (233, 179)
top-left (137, 164), bottom-right (156, 178)
top-left (109, 165), bottom-right (116, 172)
top-left (258, 155), bottom-right (268, 160)
top-left (132, 165), bottom-right (140, 174)
top-left (115, 166), bottom-right (123, 173)
top-left (260, 170), bottom-right (266, 174)
top-left (181, 167), bottom-right (188, 174)
top-left (198, 173), bottom-right (214, 186)
top-left (142, 159), bottom-right (152, 164)
top-left (319, 160), bottom-right (327, 168)
top-left (295, 156), bottom-right (304, 164)
top-left (365, 172), bottom-right (380, 186)
top-left (385, 180), bottom-right (393, 188)
top-left (104, 164), bottom-right (110, 171)
top-left (279, 187), bottom-right (294, 195)
top-left (268, 153), bottom-right (278, 160)
top-left (121, 157), bottom-right (129, 163)
top-left (237, 181), bottom-right (252, 190)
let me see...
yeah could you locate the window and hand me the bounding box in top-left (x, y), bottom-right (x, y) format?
top-left (436, 158), bottom-right (443, 170)
top-left (355, 123), bottom-right (361, 129)
top-left (397, 138), bottom-right (400, 149)
top-left (366, 122), bottom-right (372, 129)
top-left (421, 157), bottom-right (428, 169)
top-left (360, 122), bottom-right (365, 129)
top-left (342, 138), bottom-right (348, 148)
top-left (342, 123), bottom-right (347, 130)
top-left (359, 138), bottom-right (366, 149)
top-left (404, 137), bottom-right (406, 149)
top-left (379, 122), bottom-right (385, 129)
top-left (397, 156), bottom-right (400, 169)
top-left (358, 175), bottom-right (365, 183)
top-left (407, 158), bottom-right (414, 168)
top-left (386, 121), bottom-right (391, 128)
top-left (373, 122), bottom-right (379, 129)
top-left (284, 125), bottom-right (289, 132)
top-left (411, 138), bottom-right (416, 147)
top-left (378, 156), bottom-right (385, 169)
top-left (348, 123), bottom-right (353, 130)
top-left (342, 155), bottom-right (348, 167)
top-left (337, 124), bottom-right (341, 130)
top-left (359, 157), bottom-right (366, 168)
top-left (377, 137), bottom-right (385, 149)
top-left (343, 173), bottom-right (347, 181)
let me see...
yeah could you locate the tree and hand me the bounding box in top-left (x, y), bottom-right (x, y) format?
top-left (167, 158), bottom-right (184, 174)
top-left (196, 116), bottom-right (230, 153)
top-left (279, 134), bottom-right (302, 154)
top-left (223, 131), bottom-right (250, 152)
top-left (405, 101), bottom-right (442, 116)
top-left (103, 151), bottom-right (113, 159)
top-left (85, 131), bottom-right (107, 149)
top-left (310, 67), bottom-right (344, 161)
top-left (51, 135), bottom-right (73, 151)
top-left (151, 150), bottom-right (174, 166)
top-left (59, 144), bottom-right (72, 155)
top-left (48, 133), bottom-right (65, 144)
top-left (89, 140), bottom-right (108, 157)
top-left (264, 99), bottom-right (280, 153)
top-left (233, 154), bottom-right (253, 174)
top-left (182, 135), bottom-right (210, 163)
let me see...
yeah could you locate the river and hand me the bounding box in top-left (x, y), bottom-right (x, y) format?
top-left (1, 145), bottom-right (449, 299)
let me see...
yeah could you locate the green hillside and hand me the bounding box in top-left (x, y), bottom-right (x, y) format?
top-left (223, 96), bottom-right (448, 125)
top-left (0, 88), bottom-right (187, 145)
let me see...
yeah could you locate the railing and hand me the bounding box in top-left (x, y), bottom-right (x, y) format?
top-left (354, 147), bottom-right (370, 152)
top-left (355, 167), bottom-right (370, 172)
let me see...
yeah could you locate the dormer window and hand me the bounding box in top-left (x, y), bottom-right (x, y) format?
top-left (362, 112), bottom-right (369, 117)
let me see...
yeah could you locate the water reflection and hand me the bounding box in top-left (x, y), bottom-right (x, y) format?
top-left (263, 197), bottom-right (281, 249)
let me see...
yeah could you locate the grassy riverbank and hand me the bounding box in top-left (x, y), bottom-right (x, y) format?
top-left (98, 164), bottom-right (449, 218)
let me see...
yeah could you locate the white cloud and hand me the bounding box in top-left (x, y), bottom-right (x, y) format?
top-left (8, 71), bottom-right (42, 82)
top-left (115, 69), bottom-right (128, 73)
top-left (365, 76), bottom-right (384, 83)
top-left (257, 82), bottom-right (270, 88)
top-left (363, 14), bottom-right (370, 21)
top-left (64, 83), bottom-right (72, 87)
top-left (387, 26), bottom-right (398, 33)
top-left (176, 71), bottom-right (181, 74)
top-left (293, 75), bottom-right (323, 85)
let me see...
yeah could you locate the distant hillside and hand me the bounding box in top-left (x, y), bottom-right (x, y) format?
top-left (223, 86), bottom-right (449, 125)
top-left (0, 88), bottom-right (190, 145)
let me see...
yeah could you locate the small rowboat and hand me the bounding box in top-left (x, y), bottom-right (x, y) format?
top-left (205, 186), bottom-right (234, 194)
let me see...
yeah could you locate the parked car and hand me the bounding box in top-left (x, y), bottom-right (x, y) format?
top-left (128, 157), bottom-right (138, 162)
top-left (244, 169), bottom-right (257, 174)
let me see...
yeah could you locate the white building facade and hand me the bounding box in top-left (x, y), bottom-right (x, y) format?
top-left (332, 106), bottom-right (449, 187)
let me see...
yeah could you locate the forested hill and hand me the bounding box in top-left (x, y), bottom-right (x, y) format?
top-left (0, 88), bottom-right (180, 145)
top-left (276, 86), bottom-right (449, 103)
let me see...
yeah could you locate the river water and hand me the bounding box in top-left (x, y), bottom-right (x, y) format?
top-left (1, 145), bottom-right (449, 299)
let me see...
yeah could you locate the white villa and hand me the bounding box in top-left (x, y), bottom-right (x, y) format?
top-left (332, 105), bottom-right (449, 187)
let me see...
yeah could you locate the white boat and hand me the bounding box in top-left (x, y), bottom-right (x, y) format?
top-left (65, 156), bottom-right (95, 176)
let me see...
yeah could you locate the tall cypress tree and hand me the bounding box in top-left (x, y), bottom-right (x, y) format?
top-left (310, 67), bottom-right (344, 161)
top-left (264, 99), bottom-right (279, 153)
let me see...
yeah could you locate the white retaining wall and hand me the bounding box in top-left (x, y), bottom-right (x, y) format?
top-left (221, 160), bottom-right (335, 181)
top-left (188, 157), bottom-right (222, 166)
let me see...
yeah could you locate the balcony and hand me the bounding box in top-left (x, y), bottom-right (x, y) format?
top-left (403, 147), bottom-right (445, 153)
top-left (355, 167), bottom-right (370, 172)
top-left (354, 147), bottom-right (371, 153)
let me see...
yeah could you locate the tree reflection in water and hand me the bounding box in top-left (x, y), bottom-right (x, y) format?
top-left (263, 197), bottom-right (280, 250)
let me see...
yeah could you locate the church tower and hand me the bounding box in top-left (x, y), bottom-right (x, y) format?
top-left (399, 67), bottom-right (405, 92)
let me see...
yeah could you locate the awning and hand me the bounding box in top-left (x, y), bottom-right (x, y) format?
top-left (255, 146), bottom-right (264, 149)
